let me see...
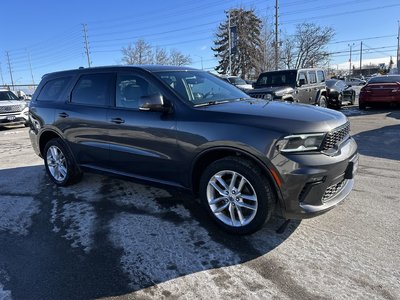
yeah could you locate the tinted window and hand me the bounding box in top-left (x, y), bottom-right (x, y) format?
top-left (298, 72), bottom-right (308, 84)
top-left (308, 71), bottom-right (317, 84)
top-left (368, 76), bottom-right (400, 83)
top-left (116, 73), bottom-right (162, 109)
top-left (37, 77), bottom-right (71, 101)
top-left (155, 71), bottom-right (249, 105)
top-left (317, 70), bottom-right (325, 83)
top-left (256, 71), bottom-right (297, 86)
top-left (71, 73), bottom-right (113, 106)
top-left (0, 91), bottom-right (19, 101)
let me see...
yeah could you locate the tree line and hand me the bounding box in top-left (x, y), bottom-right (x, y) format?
top-left (120, 8), bottom-right (334, 79)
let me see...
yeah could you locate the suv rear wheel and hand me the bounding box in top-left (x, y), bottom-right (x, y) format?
top-left (199, 157), bottom-right (275, 234)
top-left (44, 138), bottom-right (82, 186)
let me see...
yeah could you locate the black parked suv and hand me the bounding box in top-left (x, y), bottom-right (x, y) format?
top-left (29, 66), bottom-right (358, 234)
top-left (248, 69), bottom-right (328, 107)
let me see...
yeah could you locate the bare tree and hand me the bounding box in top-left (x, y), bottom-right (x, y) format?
top-left (259, 19), bottom-right (276, 73)
top-left (169, 48), bottom-right (191, 66)
top-left (121, 39), bottom-right (153, 65)
top-left (212, 8), bottom-right (263, 78)
top-left (281, 23), bottom-right (334, 69)
top-left (154, 47), bottom-right (169, 65)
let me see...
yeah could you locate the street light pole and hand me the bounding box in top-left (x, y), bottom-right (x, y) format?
top-left (397, 20), bottom-right (400, 72)
top-left (348, 43), bottom-right (355, 77)
top-left (228, 10), bottom-right (231, 75)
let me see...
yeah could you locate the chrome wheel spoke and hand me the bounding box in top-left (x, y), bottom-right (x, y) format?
top-left (241, 194), bottom-right (257, 202)
top-left (236, 205), bottom-right (245, 225)
top-left (59, 165), bottom-right (67, 177)
top-left (238, 177), bottom-right (246, 192)
top-left (213, 201), bottom-right (229, 213)
top-left (210, 181), bottom-right (226, 196)
top-left (229, 203), bottom-right (237, 225)
top-left (50, 147), bottom-right (58, 160)
top-left (215, 175), bottom-right (229, 191)
top-left (229, 172), bottom-right (238, 190)
top-left (209, 196), bottom-right (227, 205)
top-left (236, 201), bottom-right (257, 211)
top-left (47, 145), bottom-right (67, 182)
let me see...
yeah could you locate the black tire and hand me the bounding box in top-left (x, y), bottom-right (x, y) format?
top-left (44, 138), bottom-right (82, 186)
top-left (351, 92), bottom-right (355, 105)
top-left (317, 95), bottom-right (327, 108)
top-left (199, 157), bottom-right (275, 235)
top-left (359, 102), bottom-right (366, 110)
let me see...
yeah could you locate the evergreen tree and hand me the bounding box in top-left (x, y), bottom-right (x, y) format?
top-left (212, 9), bottom-right (263, 78)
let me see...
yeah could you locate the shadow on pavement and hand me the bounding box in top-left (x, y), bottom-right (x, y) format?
top-left (0, 165), bottom-right (300, 300)
top-left (352, 123), bottom-right (400, 160)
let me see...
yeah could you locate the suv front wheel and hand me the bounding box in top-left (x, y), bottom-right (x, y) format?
top-left (317, 95), bottom-right (327, 108)
top-left (44, 138), bottom-right (82, 186)
top-left (199, 157), bottom-right (275, 234)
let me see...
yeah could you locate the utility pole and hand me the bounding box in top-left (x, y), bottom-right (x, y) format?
top-left (6, 51), bottom-right (15, 90)
top-left (397, 21), bottom-right (400, 72)
top-left (228, 10), bottom-right (232, 75)
top-left (26, 49), bottom-right (35, 86)
top-left (82, 24), bottom-right (92, 68)
top-left (348, 43), bottom-right (355, 77)
top-left (274, 0), bottom-right (279, 70)
top-left (359, 41), bottom-right (363, 77)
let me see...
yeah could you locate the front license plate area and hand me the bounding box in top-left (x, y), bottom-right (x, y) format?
top-left (7, 116), bottom-right (16, 121)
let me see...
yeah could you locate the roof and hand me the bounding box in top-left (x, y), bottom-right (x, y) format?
top-left (43, 65), bottom-right (199, 78)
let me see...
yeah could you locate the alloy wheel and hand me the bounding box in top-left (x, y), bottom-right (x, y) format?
top-left (46, 145), bottom-right (67, 182)
top-left (206, 170), bottom-right (258, 227)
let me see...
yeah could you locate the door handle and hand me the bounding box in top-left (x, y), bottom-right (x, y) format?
top-left (111, 117), bottom-right (125, 124)
top-left (58, 112), bottom-right (69, 118)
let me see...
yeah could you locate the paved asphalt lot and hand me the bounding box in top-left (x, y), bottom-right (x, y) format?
top-left (0, 102), bottom-right (399, 299)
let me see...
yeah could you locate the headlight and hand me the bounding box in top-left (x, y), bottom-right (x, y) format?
top-left (275, 88), bottom-right (293, 97)
top-left (277, 133), bottom-right (326, 152)
top-left (265, 94), bottom-right (273, 100)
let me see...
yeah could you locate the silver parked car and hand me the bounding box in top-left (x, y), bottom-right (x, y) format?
top-left (0, 90), bottom-right (29, 127)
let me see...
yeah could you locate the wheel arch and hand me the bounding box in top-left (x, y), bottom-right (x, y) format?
top-left (38, 130), bottom-right (63, 157)
top-left (191, 147), bottom-right (282, 199)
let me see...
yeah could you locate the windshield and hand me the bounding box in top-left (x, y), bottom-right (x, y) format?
top-left (325, 80), bottom-right (337, 88)
top-left (368, 76), bottom-right (400, 84)
top-left (154, 70), bottom-right (250, 106)
top-left (229, 77), bottom-right (247, 85)
top-left (256, 70), bottom-right (297, 86)
top-left (0, 91), bottom-right (19, 101)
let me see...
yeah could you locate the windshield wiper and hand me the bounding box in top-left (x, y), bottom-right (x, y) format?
top-left (194, 100), bottom-right (229, 107)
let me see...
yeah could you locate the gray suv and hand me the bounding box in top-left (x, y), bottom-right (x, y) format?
top-left (28, 66), bottom-right (358, 234)
top-left (248, 69), bottom-right (328, 107)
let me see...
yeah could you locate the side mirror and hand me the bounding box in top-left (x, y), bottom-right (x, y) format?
top-left (18, 96), bottom-right (25, 100)
top-left (347, 84), bottom-right (352, 87)
top-left (297, 79), bottom-right (306, 87)
top-left (139, 94), bottom-right (171, 113)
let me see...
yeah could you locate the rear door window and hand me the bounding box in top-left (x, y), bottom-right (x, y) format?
top-left (317, 70), bottom-right (325, 83)
top-left (308, 71), bottom-right (317, 84)
top-left (71, 73), bottom-right (114, 106)
top-left (37, 77), bottom-right (72, 101)
top-left (298, 72), bottom-right (308, 84)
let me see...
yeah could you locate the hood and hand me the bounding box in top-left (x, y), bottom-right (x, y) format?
top-left (248, 85), bottom-right (293, 94)
top-left (0, 100), bottom-right (25, 107)
top-left (198, 99), bottom-right (347, 134)
top-left (235, 83), bottom-right (253, 90)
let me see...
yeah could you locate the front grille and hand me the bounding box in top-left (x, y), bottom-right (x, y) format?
top-left (321, 121), bottom-right (350, 151)
top-left (0, 104), bottom-right (24, 114)
top-left (322, 179), bottom-right (346, 203)
top-left (249, 93), bottom-right (268, 99)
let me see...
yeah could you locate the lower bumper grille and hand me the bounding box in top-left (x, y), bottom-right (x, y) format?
top-left (322, 179), bottom-right (347, 203)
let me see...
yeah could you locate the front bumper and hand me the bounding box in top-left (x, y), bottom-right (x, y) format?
top-left (0, 109), bottom-right (29, 126)
top-left (272, 136), bottom-right (358, 219)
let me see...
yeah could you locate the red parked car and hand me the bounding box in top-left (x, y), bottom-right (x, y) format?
top-left (359, 75), bottom-right (400, 110)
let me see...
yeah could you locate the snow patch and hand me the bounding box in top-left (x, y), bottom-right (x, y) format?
top-left (109, 213), bottom-right (239, 289)
top-left (50, 199), bottom-right (96, 253)
top-left (0, 196), bottom-right (40, 236)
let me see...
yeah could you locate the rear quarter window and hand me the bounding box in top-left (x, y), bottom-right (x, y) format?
top-left (37, 77), bottom-right (72, 101)
top-left (317, 70), bottom-right (325, 83)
